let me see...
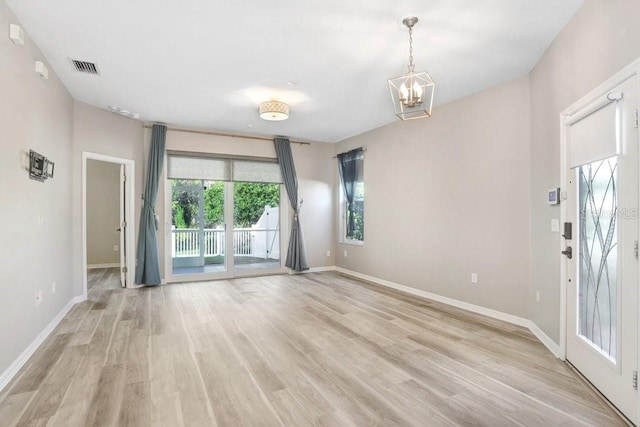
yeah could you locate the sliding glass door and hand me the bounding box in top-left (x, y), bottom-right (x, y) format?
top-left (166, 155), bottom-right (285, 282)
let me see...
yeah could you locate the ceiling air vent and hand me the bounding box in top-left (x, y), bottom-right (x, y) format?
top-left (70, 59), bottom-right (99, 75)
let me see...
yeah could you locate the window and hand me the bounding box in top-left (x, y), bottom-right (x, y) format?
top-left (337, 148), bottom-right (364, 242)
top-left (348, 180), bottom-right (364, 241)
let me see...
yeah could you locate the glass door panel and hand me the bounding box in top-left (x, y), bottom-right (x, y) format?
top-left (171, 179), bottom-right (226, 275)
top-left (233, 182), bottom-right (281, 271)
top-left (578, 157), bottom-right (618, 360)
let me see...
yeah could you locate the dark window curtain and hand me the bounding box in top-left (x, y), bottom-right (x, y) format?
top-left (135, 124), bottom-right (167, 285)
top-left (274, 137), bottom-right (309, 272)
top-left (337, 147), bottom-right (363, 238)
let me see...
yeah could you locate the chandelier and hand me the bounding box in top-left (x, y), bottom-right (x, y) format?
top-left (388, 17), bottom-right (435, 120)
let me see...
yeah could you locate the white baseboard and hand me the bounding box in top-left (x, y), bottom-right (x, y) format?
top-left (0, 295), bottom-right (84, 393)
top-left (307, 266), bottom-right (337, 273)
top-left (526, 320), bottom-right (561, 358)
top-left (286, 266), bottom-right (333, 275)
top-left (87, 263), bottom-right (119, 269)
top-left (333, 266), bottom-right (561, 358)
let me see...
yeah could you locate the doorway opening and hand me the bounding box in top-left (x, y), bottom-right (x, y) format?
top-left (82, 152), bottom-right (135, 297)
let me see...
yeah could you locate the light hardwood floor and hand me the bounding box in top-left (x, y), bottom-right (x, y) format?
top-left (0, 269), bottom-right (627, 426)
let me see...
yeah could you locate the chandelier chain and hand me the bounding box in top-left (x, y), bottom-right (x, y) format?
top-left (408, 26), bottom-right (414, 73)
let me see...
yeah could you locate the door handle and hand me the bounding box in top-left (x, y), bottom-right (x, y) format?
top-left (562, 246), bottom-right (573, 259)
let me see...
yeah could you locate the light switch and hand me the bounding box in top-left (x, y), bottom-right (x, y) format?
top-left (551, 219), bottom-right (560, 232)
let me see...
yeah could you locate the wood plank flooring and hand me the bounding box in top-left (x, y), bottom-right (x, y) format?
top-left (0, 269), bottom-right (627, 426)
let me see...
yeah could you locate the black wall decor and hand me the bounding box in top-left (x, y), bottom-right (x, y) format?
top-left (29, 150), bottom-right (54, 182)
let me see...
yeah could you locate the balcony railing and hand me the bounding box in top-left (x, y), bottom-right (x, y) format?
top-left (171, 227), bottom-right (279, 259)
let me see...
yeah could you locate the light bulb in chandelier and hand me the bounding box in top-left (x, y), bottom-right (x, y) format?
top-left (413, 81), bottom-right (423, 100)
top-left (398, 79), bottom-right (424, 107)
top-left (399, 83), bottom-right (409, 102)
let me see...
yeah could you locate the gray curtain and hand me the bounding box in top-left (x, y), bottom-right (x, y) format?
top-left (274, 137), bottom-right (309, 272)
top-left (135, 124), bottom-right (167, 285)
top-left (337, 148), bottom-right (363, 238)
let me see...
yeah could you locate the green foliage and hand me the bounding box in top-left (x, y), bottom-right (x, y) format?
top-left (346, 181), bottom-right (364, 241)
top-left (233, 182), bottom-right (280, 227)
top-left (171, 180), bottom-right (199, 228)
top-left (171, 180), bottom-right (280, 229)
top-left (204, 182), bottom-right (224, 226)
top-left (347, 200), bottom-right (364, 241)
top-left (174, 205), bottom-right (187, 228)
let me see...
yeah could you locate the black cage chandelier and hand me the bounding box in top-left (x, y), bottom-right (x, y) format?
top-left (388, 17), bottom-right (435, 120)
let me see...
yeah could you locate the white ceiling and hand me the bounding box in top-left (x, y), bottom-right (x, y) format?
top-left (6, 0), bottom-right (584, 143)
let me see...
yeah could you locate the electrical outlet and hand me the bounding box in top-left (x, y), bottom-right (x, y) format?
top-left (52, 281), bottom-right (56, 294)
top-left (37, 214), bottom-right (44, 226)
top-left (114, 244), bottom-right (119, 251)
top-left (344, 250), bottom-right (348, 257)
top-left (471, 273), bottom-right (478, 284)
top-left (326, 250), bottom-right (331, 257)
top-left (536, 291), bottom-right (540, 302)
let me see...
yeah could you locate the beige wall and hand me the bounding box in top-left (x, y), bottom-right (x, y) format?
top-left (0, 2), bottom-right (74, 375)
top-left (291, 141), bottom-right (336, 267)
top-left (86, 160), bottom-right (120, 265)
top-left (529, 0), bottom-right (640, 342)
top-left (160, 130), bottom-right (336, 277)
top-left (334, 0), bottom-right (640, 343)
top-left (336, 77), bottom-right (532, 318)
top-left (71, 101), bottom-right (146, 294)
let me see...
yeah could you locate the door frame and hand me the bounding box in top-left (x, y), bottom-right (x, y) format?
top-left (164, 177), bottom-right (289, 283)
top-left (82, 152), bottom-right (136, 297)
top-left (560, 58), bottom-right (640, 415)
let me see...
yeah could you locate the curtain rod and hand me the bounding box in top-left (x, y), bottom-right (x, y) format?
top-left (144, 124), bottom-right (311, 145)
top-left (333, 147), bottom-right (367, 158)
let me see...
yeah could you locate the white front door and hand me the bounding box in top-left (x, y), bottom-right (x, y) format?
top-left (563, 76), bottom-right (638, 423)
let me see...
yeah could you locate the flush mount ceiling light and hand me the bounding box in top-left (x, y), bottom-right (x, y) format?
top-left (388, 17), bottom-right (435, 120)
top-left (259, 100), bottom-right (289, 121)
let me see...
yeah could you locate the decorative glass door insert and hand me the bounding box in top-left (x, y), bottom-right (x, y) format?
top-left (578, 156), bottom-right (617, 361)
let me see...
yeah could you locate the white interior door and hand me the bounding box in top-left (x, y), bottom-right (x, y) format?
top-left (119, 164), bottom-right (126, 288)
top-left (564, 76), bottom-right (638, 422)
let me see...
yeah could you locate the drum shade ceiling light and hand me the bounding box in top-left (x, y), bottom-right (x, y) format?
top-left (388, 17), bottom-right (435, 120)
top-left (259, 100), bottom-right (289, 121)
